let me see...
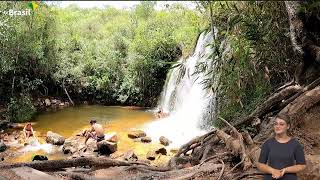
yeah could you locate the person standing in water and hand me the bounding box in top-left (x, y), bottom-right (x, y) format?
top-left (84, 119), bottom-right (105, 144)
top-left (256, 114), bottom-right (306, 179)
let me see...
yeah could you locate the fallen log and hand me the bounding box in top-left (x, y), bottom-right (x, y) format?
top-left (0, 157), bottom-right (134, 171)
top-left (234, 84), bottom-right (302, 127)
top-left (255, 85), bottom-right (320, 142)
top-left (278, 77), bottom-right (320, 109)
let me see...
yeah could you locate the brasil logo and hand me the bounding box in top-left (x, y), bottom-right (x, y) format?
top-left (28, 2), bottom-right (39, 11)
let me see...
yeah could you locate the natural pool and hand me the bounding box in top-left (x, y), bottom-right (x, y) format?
top-left (5, 105), bottom-right (168, 163)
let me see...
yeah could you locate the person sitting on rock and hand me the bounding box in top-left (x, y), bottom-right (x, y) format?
top-left (23, 123), bottom-right (34, 139)
top-left (84, 119), bottom-right (105, 145)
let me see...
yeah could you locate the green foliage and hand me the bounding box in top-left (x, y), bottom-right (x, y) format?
top-left (0, 1), bottom-right (57, 103)
top-left (0, 1), bottom-right (206, 122)
top-left (5, 95), bottom-right (36, 122)
top-left (52, 2), bottom-right (206, 106)
top-left (196, 1), bottom-right (297, 125)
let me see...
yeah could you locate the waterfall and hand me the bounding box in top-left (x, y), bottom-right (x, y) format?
top-left (144, 30), bottom-right (218, 147)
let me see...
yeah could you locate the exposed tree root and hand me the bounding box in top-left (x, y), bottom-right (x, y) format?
top-left (174, 129), bottom-right (217, 158)
top-left (56, 171), bottom-right (96, 180)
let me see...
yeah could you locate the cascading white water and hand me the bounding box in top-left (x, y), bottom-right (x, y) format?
top-left (19, 137), bottom-right (58, 154)
top-left (144, 30), bottom-right (217, 148)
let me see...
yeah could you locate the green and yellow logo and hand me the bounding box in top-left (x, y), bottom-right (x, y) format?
top-left (28, 2), bottom-right (39, 11)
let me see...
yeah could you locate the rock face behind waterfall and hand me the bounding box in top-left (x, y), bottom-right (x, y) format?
top-left (46, 131), bottom-right (65, 145)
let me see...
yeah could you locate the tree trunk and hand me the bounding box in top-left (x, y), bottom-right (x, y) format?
top-left (285, 1), bottom-right (320, 84)
top-left (62, 79), bottom-right (75, 106)
top-left (0, 157), bottom-right (131, 171)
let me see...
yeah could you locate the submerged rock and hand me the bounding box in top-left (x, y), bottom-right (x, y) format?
top-left (46, 131), bottom-right (65, 145)
top-left (159, 136), bottom-right (171, 146)
top-left (128, 130), bottom-right (146, 139)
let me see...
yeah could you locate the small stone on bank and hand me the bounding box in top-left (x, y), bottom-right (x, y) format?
top-left (128, 130), bottom-right (146, 139)
top-left (141, 136), bottom-right (152, 143)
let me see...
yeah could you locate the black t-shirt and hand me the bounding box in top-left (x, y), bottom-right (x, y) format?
top-left (258, 137), bottom-right (306, 180)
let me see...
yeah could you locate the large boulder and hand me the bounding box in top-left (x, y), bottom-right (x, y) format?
top-left (64, 137), bottom-right (97, 159)
top-left (128, 130), bottom-right (146, 139)
top-left (62, 136), bottom-right (82, 154)
top-left (159, 136), bottom-right (171, 146)
top-left (46, 131), bottom-right (65, 145)
top-left (0, 140), bottom-right (7, 152)
top-left (97, 140), bottom-right (117, 155)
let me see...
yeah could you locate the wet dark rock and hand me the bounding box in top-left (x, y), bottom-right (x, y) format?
top-left (97, 140), bottom-right (117, 155)
top-left (32, 155), bottom-right (48, 161)
top-left (155, 147), bottom-right (167, 155)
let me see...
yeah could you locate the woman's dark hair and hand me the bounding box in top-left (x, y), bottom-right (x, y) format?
top-left (275, 113), bottom-right (291, 126)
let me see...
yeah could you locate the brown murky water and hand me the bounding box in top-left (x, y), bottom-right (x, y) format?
top-left (6, 105), bottom-right (168, 163)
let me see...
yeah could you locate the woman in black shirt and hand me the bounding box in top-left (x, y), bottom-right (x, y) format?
top-left (256, 114), bottom-right (306, 180)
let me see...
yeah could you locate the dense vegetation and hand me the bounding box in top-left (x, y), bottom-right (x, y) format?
top-left (0, 1), bottom-right (206, 122)
top-left (194, 1), bottom-right (299, 125)
top-left (1, 1), bottom-right (316, 126)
